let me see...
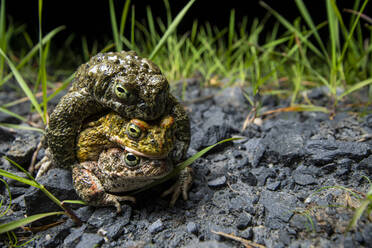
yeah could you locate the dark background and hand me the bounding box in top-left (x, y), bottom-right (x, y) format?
top-left (4, 0), bottom-right (371, 50)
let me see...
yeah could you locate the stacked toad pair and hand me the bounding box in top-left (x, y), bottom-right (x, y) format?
top-left (40, 51), bottom-right (192, 212)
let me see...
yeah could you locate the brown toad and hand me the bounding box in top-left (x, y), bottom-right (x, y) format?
top-left (72, 148), bottom-right (173, 212)
top-left (46, 51), bottom-right (190, 170)
top-left (76, 112), bottom-right (176, 162)
top-left (73, 113), bottom-right (192, 211)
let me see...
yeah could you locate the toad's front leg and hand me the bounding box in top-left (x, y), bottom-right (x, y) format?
top-left (162, 166), bottom-right (193, 206)
top-left (72, 162), bottom-right (135, 213)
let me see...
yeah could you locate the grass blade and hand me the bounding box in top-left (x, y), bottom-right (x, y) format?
top-left (149, 0), bottom-right (196, 60)
top-left (294, 0), bottom-right (327, 56)
top-left (0, 26), bottom-right (64, 86)
top-left (0, 169), bottom-right (39, 188)
top-left (259, 1), bottom-right (324, 59)
top-left (338, 78), bottom-right (372, 99)
top-left (119, 0), bottom-right (131, 39)
top-left (0, 178), bottom-right (12, 218)
top-left (109, 0), bottom-right (122, 51)
top-left (0, 211), bottom-right (65, 234)
top-left (0, 123), bottom-right (44, 133)
top-left (0, 48), bottom-right (44, 122)
top-left (0, 106), bottom-right (27, 122)
top-left (0, 0), bottom-right (6, 81)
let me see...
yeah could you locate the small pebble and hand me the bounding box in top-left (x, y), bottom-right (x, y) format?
top-left (208, 176), bottom-right (227, 188)
top-left (148, 219), bottom-right (164, 234)
top-left (267, 181), bottom-right (281, 191)
top-left (186, 222), bottom-right (199, 235)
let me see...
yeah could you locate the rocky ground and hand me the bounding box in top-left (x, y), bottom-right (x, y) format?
top-left (0, 79), bottom-right (371, 248)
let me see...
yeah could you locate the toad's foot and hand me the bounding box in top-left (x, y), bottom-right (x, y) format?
top-left (72, 162), bottom-right (135, 213)
top-left (35, 148), bottom-right (53, 179)
top-left (161, 166), bottom-right (193, 206)
top-left (102, 194), bottom-right (136, 213)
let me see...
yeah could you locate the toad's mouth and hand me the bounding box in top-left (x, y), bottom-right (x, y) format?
top-left (110, 135), bottom-right (168, 159)
top-left (124, 146), bottom-right (167, 159)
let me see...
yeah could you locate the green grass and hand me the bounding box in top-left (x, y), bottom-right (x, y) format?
top-left (0, 0), bottom-right (371, 238)
top-left (1, 0), bottom-right (371, 117)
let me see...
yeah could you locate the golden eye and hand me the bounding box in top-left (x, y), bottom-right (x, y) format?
top-left (124, 153), bottom-right (140, 167)
top-left (126, 123), bottom-right (142, 139)
top-left (115, 83), bottom-right (130, 100)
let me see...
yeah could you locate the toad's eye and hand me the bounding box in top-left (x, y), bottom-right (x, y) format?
top-left (124, 153), bottom-right (140, 167)
top-left (126, 123), bottom-right (141, 139)
top-left (115, 83), bottom-right (130, 100)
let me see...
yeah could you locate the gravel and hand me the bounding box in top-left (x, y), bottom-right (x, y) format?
top-left (0, 79), bottom-right (371, 247)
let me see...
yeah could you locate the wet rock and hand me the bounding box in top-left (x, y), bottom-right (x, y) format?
top-left (186, 221), bottom-right (199, 235)
top-left (191, 106), bottom-right (234, 151)
top-left (240, 171), bottom-right (257, 186)
top-left (357, 155), bottom-right (372, 175)
top-left (236, 213), bottom-right (252, 230)
top-left (260, 191), bottom-right (297, 230)
top-left (208, 176), bottom-right (227, 188)
top-left (253, 167), bottom-right (276, 186)
top-left (241, 138), bottom-right (266, 167)
top-left (184, 240), bottom-right (231, 248)
top-left (75, 233), bottom-right (104, 248)
top-left (88, 205), bottom-right (131, 228)
top-left (293, 171), bottom-right (317, 186)
top-left (267, 181), bottom-right (281, 191)
top-left (103, 213), bottom-right (132, 240)
top-left (289, 214), bottom-right (310, 232)
top-left (240, 227), bottom-right (253, 240)
top-left (362, 223), bottom-right (372, 245)
top-left (305, 139), bottom-right (370, 165)
top-left (148, 218), bottom-right (164, 234)
top-left (63, 224), bottom-right (87, 247)
top-left (75, 206), bottom-right (94, 222)
top-left (6, 131), bottom-right (41, 168)
top-left (0, 127), bottom-right (15, 156)
top-left (37, 220), bottom-right (74, 247)
top-left (24, 168), bottom-right (79, 225)
top-left (263, 120), bottom-right (314, 164)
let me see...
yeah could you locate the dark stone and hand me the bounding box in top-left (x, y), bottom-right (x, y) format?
top-left (38, 219), bottom-right (74, 247)
top-left (240, 171), bottom-right (257, 186)
top-left (236, 213), bottom-right (252, 230)
top-left (183, 240), bottom-right (230, 248)
top-left (289, 214), bottom-right (310, 231)
top-left (260, 191), bottom-right (297, 230)
top-left (240, 227), bottom-right (253, 240)
top-left (266, 181), bottom-right (281, 191)
top-left (63, 225), bottom-right (87, 247)
top-left (305, 139), bottom-right (370, 165)
top-left (279, 229), bottom-right (291, 245)
top-left (75, 206), bottom-right (94, 222)
top-left (186, 221), bottom-right (199, 235)
top-left (23, 168), bottom-right (79, 226)
top-left (191, 106), bottom-right (234, 151)
top-left (88, 205), bottom-right (131, 228)
top-left (207, 176), bottom-right (227, 188)
top-left (148, 218), bottom-right (164, 234)
top-left (254, 167), bottom-right (276, 186)
top-left (262, 120), bottom-right (313, 164)
top-left (242, 138), bottom-right (266, 167)
top-left (293, 171), bottom-right (317, 186)
top-left (75, 233), bottom-right (104, 248)
top-left (362, 223), bottom-right (372, 245)
top-left (344, 235), bottom-right (355, 248)
top-left (6, 132), bottom-right (41, 168)
top-left (0, 127), bottom-right (15, 156)
top-left (357, 155), bottom-right (372, 175)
